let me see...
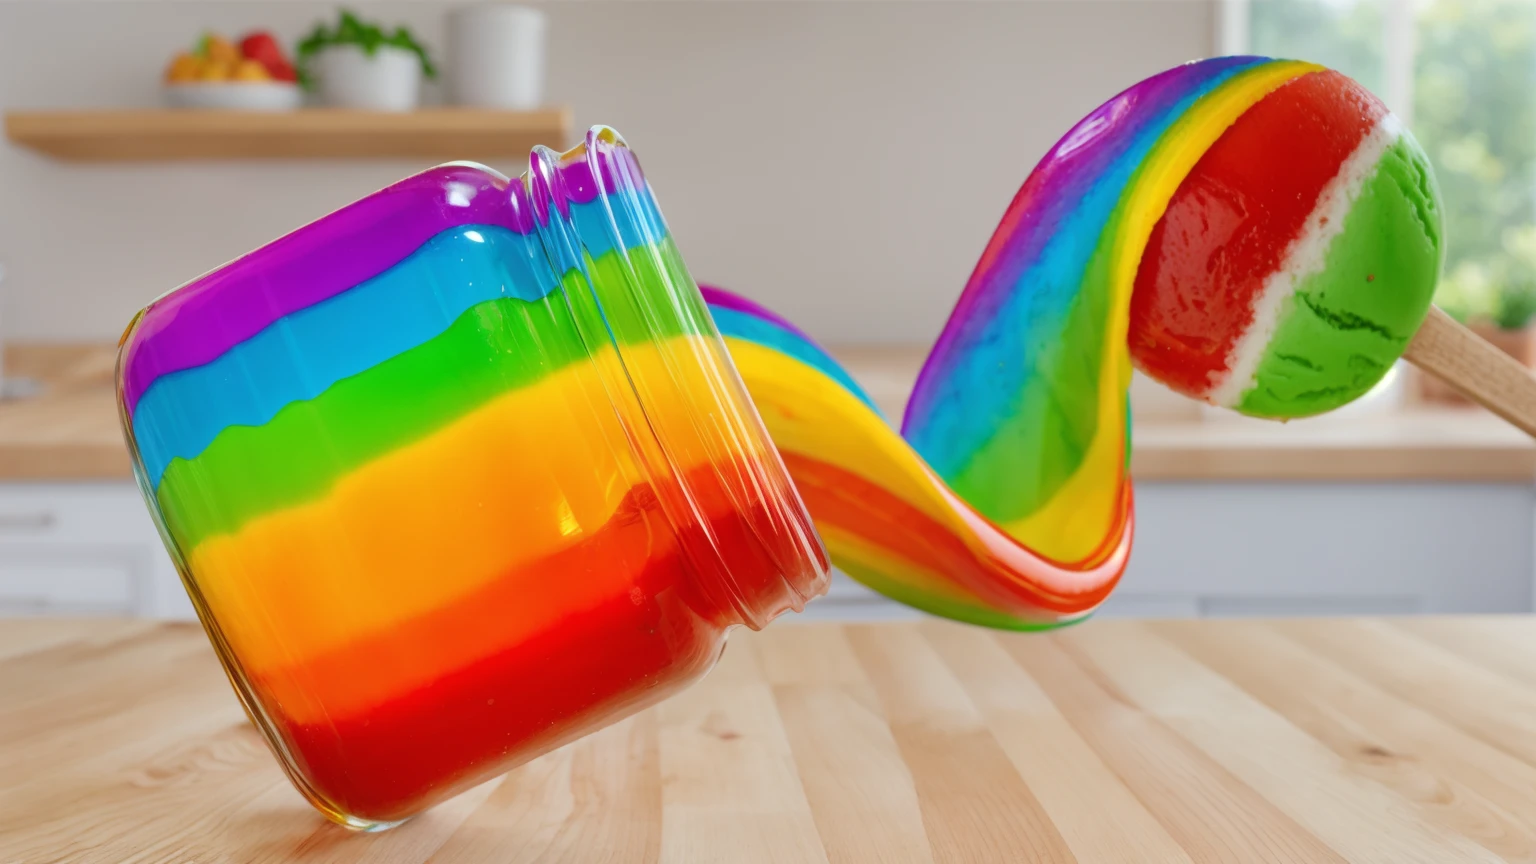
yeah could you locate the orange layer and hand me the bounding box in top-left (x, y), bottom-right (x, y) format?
top-left (189, 358), bottom-right (641, 674)
top-left (246, 483), bottom-right (699, 727)
top-left (244, 456), bottom-right (799, 727)
top-left (187, 338), bottom-right (770, 674)
top-left (730, 338), bottom-right (1129, 602)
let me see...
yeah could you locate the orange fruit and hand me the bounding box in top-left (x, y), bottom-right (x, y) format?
top-left (165, 53), bottom-right (201, 83)
top-left (204, 35), bottom-right (240, 65)
top-left (233, 59), bottom-right (271, 82)
top-left (201, 58), bottom-right (234, 82)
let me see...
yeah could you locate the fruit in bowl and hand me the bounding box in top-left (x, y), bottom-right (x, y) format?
top-left (163, 32), bottom-right (302, 111)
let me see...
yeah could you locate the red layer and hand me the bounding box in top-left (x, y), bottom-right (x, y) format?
top-left (1129, 70), bottom-right (1385, 397)
top-left (255, 467), bottom-right (809, 823)
top-left (779, 453), bottom-right (1125, 616)
top-left (275, 542), bottom-right (718, 823)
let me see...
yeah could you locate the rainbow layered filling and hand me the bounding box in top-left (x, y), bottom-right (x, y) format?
top-left (119, 133), bottom-right (818, 821)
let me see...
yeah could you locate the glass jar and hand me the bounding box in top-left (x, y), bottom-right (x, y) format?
top-left (116, 126), bottom-right (829, 829)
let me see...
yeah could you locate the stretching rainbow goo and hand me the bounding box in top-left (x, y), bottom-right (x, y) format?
top-left (708, 55), bottom-right (1442, 628)
top-left (117, 57), bottom-right (1443, 826)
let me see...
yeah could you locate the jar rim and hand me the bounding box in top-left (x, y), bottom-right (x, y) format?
top-left (521, 127), bottom-right (829, 629)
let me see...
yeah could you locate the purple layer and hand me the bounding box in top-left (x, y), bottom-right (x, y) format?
top-left (122, 129), bottom-right (648, 413)
top-left (901, 56), bottom-right (1266, 433)
top-left (699, 284), bottom-right (819, 346)
top-left (530, 129), bottom-right (647, 224)
top-left (121, 165), bottom-right (523, 412)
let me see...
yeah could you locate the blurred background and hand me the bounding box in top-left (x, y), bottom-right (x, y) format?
top-left (2, 0), bottom-right (1534, 623)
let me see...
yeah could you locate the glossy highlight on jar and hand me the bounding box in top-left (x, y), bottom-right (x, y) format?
top-left (117, 127), bottom-right (829, 828)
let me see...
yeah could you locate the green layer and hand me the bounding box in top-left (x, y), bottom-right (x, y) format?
top-left (157, 239), bottom-right (699, 552)
top-left (945, 202), bottom-right (1116, 528)
top-left (1239, 135), bottom-right (1443, 417)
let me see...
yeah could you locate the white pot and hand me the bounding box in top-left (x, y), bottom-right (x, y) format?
top-left (312, 44), bottom-right (422, 111)
top-left (448, 5), bottom-right (546, 108)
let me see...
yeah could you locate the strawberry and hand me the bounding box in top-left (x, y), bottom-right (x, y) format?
top-left (238, 31), bottom-right (290, 79)
top-left (266, 58), bottom-right (299, 83)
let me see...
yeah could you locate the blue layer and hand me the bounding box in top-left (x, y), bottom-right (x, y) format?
top-left (131, 225), bottom-right (557, 487)
top-left (131, 183), bottom-right (673, 488)
top-left (711, 306), bottom-right (881, 415)
top-left (532, 179), bottom-right (670, 277)
top-left (571, 180), bottom-right (669, 264)
top-left (902, 57), bottom-right (1264, 500)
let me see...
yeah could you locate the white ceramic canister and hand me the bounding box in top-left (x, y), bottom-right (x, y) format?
top-left (448, 5), bottom-right (547, 109)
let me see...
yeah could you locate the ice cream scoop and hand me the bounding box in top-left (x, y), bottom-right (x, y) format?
top-left (1129, 64), bottom-right (1441, 417)
top-left (1120, 58), bottom-right (1536, 431)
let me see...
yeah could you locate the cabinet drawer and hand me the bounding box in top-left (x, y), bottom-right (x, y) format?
top-left (0, 483), bottom-right (156, 546)
top-left (0, 546), bottom-right (142, 615)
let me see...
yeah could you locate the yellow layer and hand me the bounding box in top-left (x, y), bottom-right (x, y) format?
top-left (726, 339), bottom-right (962, 530)
top-left (1001, 59), bottom-right (1322, 561)
top-left (817, 523), bottom-right (980, 607)
top-left (189, 336), bottom-right (739, 674)
top-left (730, 337), bottom-right (1129, 599)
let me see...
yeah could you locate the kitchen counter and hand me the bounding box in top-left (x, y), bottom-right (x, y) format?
top-left (0, 344), bottom-right (127, 480)
top-left (6, 617), bottom-right (1536, 862)
top-left (3, 344), bottom-right (1533, 620)
top-left (836, 345), bottom-right (1536, 483)
top-left (3, 343), bottom-right (1532, 483)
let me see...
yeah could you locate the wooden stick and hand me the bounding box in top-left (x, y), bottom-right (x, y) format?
top-left (1405, 305), bottom-right (1536, 439)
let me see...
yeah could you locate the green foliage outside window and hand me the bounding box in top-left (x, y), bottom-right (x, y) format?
top-left (1250, 0), bottom-right (1536, 330)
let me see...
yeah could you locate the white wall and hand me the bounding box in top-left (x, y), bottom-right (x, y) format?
top-left (0, 0), bottom-right (1216, 344)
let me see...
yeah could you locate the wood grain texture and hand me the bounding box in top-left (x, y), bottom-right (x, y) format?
top-left (7, 618), bottom-right (1536, 862)
top-left (3, 109), bottom-right (571, 162)
top-left (4, 344), bottom-right (1535, 483)
top-left (1406, 306), bottom-right (1536, 441)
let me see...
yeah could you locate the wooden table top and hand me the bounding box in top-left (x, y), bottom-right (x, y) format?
top-left (3, 343), bottom-right (1533, 484)
top-left (6, 617), bottom-right (1536, 862)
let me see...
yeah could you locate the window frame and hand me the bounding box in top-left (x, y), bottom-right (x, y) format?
top-left (1220, 0), bottom-right (1416, 123)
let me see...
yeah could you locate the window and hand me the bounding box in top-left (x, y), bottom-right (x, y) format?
top-left (1235, 0), bottom-right (1536, 327)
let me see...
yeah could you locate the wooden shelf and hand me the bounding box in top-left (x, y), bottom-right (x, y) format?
top-left (3, 107), bottom-right (572, 161)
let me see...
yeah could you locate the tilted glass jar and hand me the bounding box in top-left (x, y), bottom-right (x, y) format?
top-left (116, 127), bottom-right (829, 829)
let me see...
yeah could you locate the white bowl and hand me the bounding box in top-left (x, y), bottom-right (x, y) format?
top-left (163, 82), bottom-right (303, 112)
top-left (311, 45), bottom-right (422, 112)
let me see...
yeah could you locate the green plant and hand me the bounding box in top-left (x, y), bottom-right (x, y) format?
top-left (1495, 280), bottom-right (1536, 330)
top-left (296, 9), bottom-right (436, 89)
top-left (1434, 261), bottom-right (1497, 324)
top-left (1435, 260), bottom-right (1536, 330)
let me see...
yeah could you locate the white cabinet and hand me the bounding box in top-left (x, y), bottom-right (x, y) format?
top-left (1104, 482), bottom-right (1536, 618)
top-left (0, 480), bottom-right (1531, 623)
top-left (0, 483), bottom-right (191, 618)
top-left (803, 481), bottom-right (1536, 623)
